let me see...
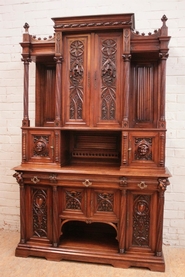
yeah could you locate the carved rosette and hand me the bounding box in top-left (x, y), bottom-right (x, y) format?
top-left (66, 190), bottom-right (82, 210)
top-left (32, 189), bottom-right (47, 237)
top-left (101, 39), bottom-right (117, 120)
top-left (135, 138), bottom-right (152, 160)
top-left (69, 40), bottom-right (84, 119)
top-left (97, 192), bottom-right (114, 212)
top-left (132, 195), bottom-right (150, 246)
top-left (33, 135), bottom-right (49, 157)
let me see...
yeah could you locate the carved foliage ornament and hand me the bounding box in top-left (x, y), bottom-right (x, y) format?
top-left (69, 40), bottom-right (84, 120)
top-left (101, 39), bottom-right (117, 120)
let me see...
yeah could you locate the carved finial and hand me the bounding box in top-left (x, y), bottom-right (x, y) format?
top-left (23, 22), bottom-right (29, 33)
top-left (161, 15), bottom-right (168, 25)
top-left (161, 15), bottom-right (168, 36)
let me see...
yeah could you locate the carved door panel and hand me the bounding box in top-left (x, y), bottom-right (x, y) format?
top-left (26, 130), bottom-right (55, 163)
top-left (26, 185), bottom-right (53, 243)
top-left (59, 187), bottom-right (87, 219)
top-left (62, 34), bottom-right (91, 127)
top-left (93, 32), bottom-right (123, 127)
top-left (128, 131), bottom-right (160, 167)
top-left (126, 190), bottom-right (157, 253)
top-left (90, 188), bottom-right (120, 222)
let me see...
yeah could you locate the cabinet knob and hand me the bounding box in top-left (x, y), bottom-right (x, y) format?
top-left (138, 181), bottom-right (147, 190)
top-left (82, 179), bottom-right (92, 187)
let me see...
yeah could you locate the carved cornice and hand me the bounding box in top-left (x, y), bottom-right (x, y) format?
top-left (54, 20), bottom-right (132, 30)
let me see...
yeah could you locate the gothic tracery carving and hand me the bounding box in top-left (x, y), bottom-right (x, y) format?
top-left (69, 40), bottom-right (84, 119)
top-left (97, 192), bottom-right (114, 212)
top-left (132, 195), bottom-right (150, 246)
top-left (33, 189), bottom-right (47, 237)
top-left (66, 190), bottom-right (82, 210)
top-left (101, 39), bottom-right (117, 120)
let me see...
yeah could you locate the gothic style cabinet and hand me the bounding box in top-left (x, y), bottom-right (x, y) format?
top-left (13, 13), bottom-right (171, 272)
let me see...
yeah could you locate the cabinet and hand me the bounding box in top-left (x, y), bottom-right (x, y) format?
top-left (13, 13), bottom-right (171, 271)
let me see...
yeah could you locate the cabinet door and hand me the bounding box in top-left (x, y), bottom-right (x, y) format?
top-left (126, 190), bottom-right (157, 253)
top-left (90, 188), bottom-right (120, 222)
top-left (62, 34), bottom-right (91, 127)
top-left (93, 32), bottom-right (123, 127)
top-left (59, 187), bottom-right (87, 219)
top-left (25, 185), bottom-right (53, 243)
top-left (128, 131), bottom-right (159, 167)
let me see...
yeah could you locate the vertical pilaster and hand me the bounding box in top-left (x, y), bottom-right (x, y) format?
top-left (13, 172), bottom-right (26, 243)
top-left (52, 185), bottom-right (58, 247)
top-left (156, 178), bottom-right (170, 256)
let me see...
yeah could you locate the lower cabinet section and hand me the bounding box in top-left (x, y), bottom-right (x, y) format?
top-left (13, 168), bottom-right (170, 272)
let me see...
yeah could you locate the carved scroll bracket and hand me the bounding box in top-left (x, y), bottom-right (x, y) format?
top-left (13, 172), bottom-right (24, 186)
top-left (158, 178), bottom-right (170, 197)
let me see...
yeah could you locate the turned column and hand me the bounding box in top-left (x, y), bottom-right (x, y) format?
top-left (122, 28), bottom-right (131, 128)
top-left (158, 15), bottom-right (170, 128)
top-left (54, 56), bottom-right (63, 127)
top-left (21, 23), bottom-right (31, 127)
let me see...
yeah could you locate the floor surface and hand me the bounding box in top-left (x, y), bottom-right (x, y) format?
top-left (0, 230), bottom-right (185, 277)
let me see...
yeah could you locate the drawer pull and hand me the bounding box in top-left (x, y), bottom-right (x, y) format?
top-left (82, 179), bottom-right (92, 187)
top-left (31, 176), bottom-right (40, 184)
top-left (138, 181), bottom-right (147, 190)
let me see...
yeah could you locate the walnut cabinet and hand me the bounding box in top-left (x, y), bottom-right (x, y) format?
top-left (13, 13), bottom-right (171, 271)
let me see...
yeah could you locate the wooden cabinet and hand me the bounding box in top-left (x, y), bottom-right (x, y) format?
top-left (13, 13), bottom-right (171, 271)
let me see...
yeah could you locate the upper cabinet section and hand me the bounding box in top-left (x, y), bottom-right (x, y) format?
top-left (20, 14), bottom-right (170, 129)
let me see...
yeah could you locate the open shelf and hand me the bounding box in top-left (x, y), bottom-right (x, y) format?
top-left (59, 221), bottom-right (119, 253)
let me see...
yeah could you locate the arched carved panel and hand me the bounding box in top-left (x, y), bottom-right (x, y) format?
top-left (69, 40), bottom-right (84, 120)
top-left (32, 189), bottom-right (47, 237)
top-left (132, 195), bottom-right (151, 246)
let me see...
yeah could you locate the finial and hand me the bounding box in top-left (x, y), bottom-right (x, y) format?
top-left (23, 22), bottom-right (30, 33)
top-left (161, 15), bottom-right (168, 26)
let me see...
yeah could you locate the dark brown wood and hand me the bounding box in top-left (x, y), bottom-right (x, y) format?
top-left (13, 13), bottom-right (171, 272)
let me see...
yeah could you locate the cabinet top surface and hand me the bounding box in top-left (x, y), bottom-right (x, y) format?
top-left (13, 164), bottom-right (171, 178)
